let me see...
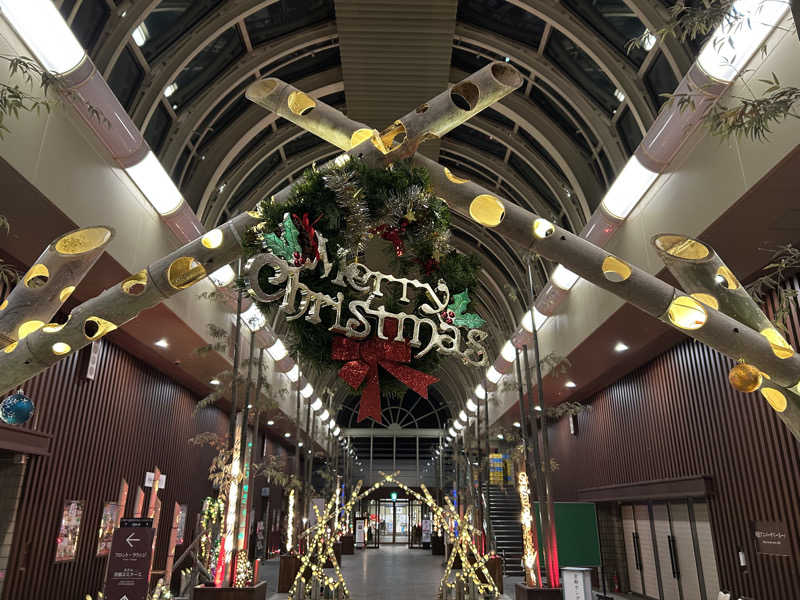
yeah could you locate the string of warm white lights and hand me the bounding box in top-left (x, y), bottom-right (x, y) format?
top-left (517, 472), bottom-right (538, 588)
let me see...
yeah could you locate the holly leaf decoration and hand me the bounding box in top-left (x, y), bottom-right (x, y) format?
top-left (447, 289), bottom-right (485, 329)
top-left (262, 213), bottom-right (302, 262)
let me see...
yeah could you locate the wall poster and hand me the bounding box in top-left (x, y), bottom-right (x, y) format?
top-left (96, 502), bottom-right (121, 556)
top-left (175, 504), bottom-right (188, 546)
top-left (55, 500), bottom-right (84, 562)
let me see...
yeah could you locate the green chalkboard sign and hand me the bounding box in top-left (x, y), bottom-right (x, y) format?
top-left (533, 502), bottom-right (602, 568)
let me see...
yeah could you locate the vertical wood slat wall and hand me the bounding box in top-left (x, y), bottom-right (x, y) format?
top-left (549, 313), bottom-right (800, 598)
top-left (2, 341), bottom-right (228, 600)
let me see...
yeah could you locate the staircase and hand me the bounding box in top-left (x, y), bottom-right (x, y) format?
top-left (485, 484), bottom-right (524, 577)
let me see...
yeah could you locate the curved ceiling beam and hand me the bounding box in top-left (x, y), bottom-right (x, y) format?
top-left (451, 67), bottom-right (602, 213)
top-left (184, 68), bottom-right (343, 221)
top-left (454, 22), bottom-right (627, 171)
top-left (92, 0), bottom-right (160, 76)
top-left (160, 22), bottom-right (340, 171)
top-left (508, 0), bottom-right (656, 132)
top-left (622, 0), bottom-right (692, 77)
top-left (129, 0), bottom-right (281, 128)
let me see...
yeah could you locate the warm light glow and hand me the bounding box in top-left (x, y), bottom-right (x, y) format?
top-left (601, 256), bottom-right (632, 282)
top-left (600, 156), bottom-right (658, 219)
top-left (532, 218), bottom-right (555, 239)
top-left (521, 307), bottom-right (548, 332)
top-left (267, 420), bottom-right (274, 426)
top-left (697, 0), bottom-right (788, 82)
top-left (469, 194), bottom-right (505, 226)
top-left (241, 304), bottom-right (266, 330)
top-left (51, 342), bottom-right (71, 355)
top-left (551, 264), bottom-right (580, 290)
top-left (454, 421), bottom-right (464, 431)
top-left (614, 341), bottom-right (629, 353)
top-left (286, 490), bottom-right (295, 550)
top-left (328, 420), bottom-right (336, 430)
top-left (163, 82), bottom-right (178, 98)
top-left (0, 0), bottom-right (85, 74)
top-left (459, 410), bottom-right (468, 423)
top-left (18, 320), bottom-right (45, 340)
top-left (760, 327), bottom-right (794, 359)
top-left (201, 228), bottom-right (224, 249)
top-left (641, 30), bottom-right (657, 51)
top-left (501, 340), bottom-right (516, 362)
top-left (311, 398), bottom-right (323, 412)
top-left (132, 23), bottom-right (148, 46)
top-left (286, 364), bottom-right (300, 382)
top-left (267, 338), bottom-right (288, 361)
top-left (448, 427), bottom-right (457, 437)
top-left (320, 409), bottom-right (330, 422)
top-left (497, 433), bottom-right (504, 440)
top-left (126, 151), bottom-right (184, 215)
top-left (487, 365), bottom-right (502, 383)
top-left (300, 383), bottom-right (314, 398)
top-left (513, 421), bottom-right (521, 428)
top-left (517, 471), bottom-right (538, 587)
top-left (155, 338), bottom-right (168, 348)
top-left (761, 387), bottom-right (788, 412)
top-left (333, 426), bottom-right (341, 436)
top-left (466, 398), bottom-right (478, 413)
top-left (210, 379), bottom-right (221, 385)
top-left (284, 432), bottom-right (291, 438)
top-left (565, 381), bottom-right (576, 388)
top-left (667, 296), bottom-right (708, 330)
top-left (474, 384), bottom-right (486, 400)
top-left (208, 264), bottom-right (235, 287)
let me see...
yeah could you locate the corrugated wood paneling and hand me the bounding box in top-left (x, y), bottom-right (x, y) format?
top-left (549, 278), bottom-right (800, 599)
top-left (2, 340), bottom-right (227, 600)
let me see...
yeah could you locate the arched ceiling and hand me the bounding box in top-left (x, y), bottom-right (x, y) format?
top-left (57, 0), bottom-right (694, 417)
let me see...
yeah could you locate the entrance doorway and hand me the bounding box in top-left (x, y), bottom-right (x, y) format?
top-left (378, 499), bottom-right (409, 544)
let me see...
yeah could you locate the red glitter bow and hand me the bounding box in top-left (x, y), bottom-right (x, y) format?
top-left (370, 220), bottom-right (408, 257)
top-left (292, 212), bottom-right (321, 260)
top-left (331, 319), bottom-right (439, 423)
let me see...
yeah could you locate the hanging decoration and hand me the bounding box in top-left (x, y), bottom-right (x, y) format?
top-left (0, 389), bottom-right (34, 425)
top-left (518, 471), bottom-right (540, 588)
top-left (245, 158), bottom-right (488, 423)
top-left (199, 497), bottom-right (226, 584)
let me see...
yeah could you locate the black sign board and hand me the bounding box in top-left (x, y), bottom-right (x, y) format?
top-left (754, 521), bottom-right (792, 557)
top-left (103, 526), bottom-right (155, 600)
top-left (120, 518), bottom-right (153, 528)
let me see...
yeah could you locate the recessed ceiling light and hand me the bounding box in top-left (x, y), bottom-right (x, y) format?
top-left (614, 341), bottom-right (629, 353)
top-left (565, 381), bottom-right (577, 388)
top-left (284, 432), bottom-right (291, 438)
top-left (513, 421), bottom-right (521, 428)
top-left (247, 404), bottom-right (252, 409)
top-left (298, 442), bottom-right (303, 447)
top-left (155, 338), bottom-right (168, 348)
top-left (267, 420), bottom-right (274, 426)
top-left (209, 378), bottom-right (220, 385)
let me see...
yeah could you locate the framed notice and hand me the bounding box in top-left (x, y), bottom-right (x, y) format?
top-left (96, 502), bottom-right (120, 556)
top-left (175, 504), bottom-right (188, 545)
top-left (55, 500), bottom-right (84, 562)
top-left (754, 521), bottom-right (792, 556)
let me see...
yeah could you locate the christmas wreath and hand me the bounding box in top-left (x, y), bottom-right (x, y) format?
top-left (245, 157), bottom-right (484, 406)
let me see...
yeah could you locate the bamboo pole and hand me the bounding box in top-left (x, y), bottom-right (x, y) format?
top-left (0, 226), bottom-right (114, 349)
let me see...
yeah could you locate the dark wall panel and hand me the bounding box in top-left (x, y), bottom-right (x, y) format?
top-left (549, 334), bottom-right (800, 599)
top-left (3, 341), bottom-right (228, 600)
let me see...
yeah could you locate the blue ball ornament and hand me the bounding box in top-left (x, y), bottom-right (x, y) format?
top-left (1, 390), bottom-right (34, 425)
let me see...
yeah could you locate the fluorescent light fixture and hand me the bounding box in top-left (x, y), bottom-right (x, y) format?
top-left (125, 151), bottom-right (183, 215)
top-left (247, 404), bottom-right (253, 409)
top-left (300, 383), bottom-right (314, 398)
top-left (241, 304), bottom-right (266, 331)
top-left (333, 426), bottom-right (340, 436)
top-left (513, 421), bottom-right (521, 428)
top-left (521, 307), bottom-right (547, 332)
top-left (298, 442), bottom-right (303, 448)
top-left (614, 88), bottom-right (625, 103)
top-left (565, 380), bottom-right (577, 388)
top-left (697, 0), bottom-right (788, 83)
top-left (600, 156), bottom-right (658, 220)
top-left (208, 264), bottom-right (235, 287)
top-left (641, 30), bottom-right (656, 51)
top-left (155, 338), bottom-right (168, 349)
top-left (551, 265), bottom-right (580, 291)
top-left (454, 420), bottom-right (464, 431)
top-left (459, 410), bottom-right (468, 423)
top-left (487, 366), bottom-right (502, 384)
top-left (320, 409), bottom-right (330, 422)
top-left (614, 341), bottom-right (629, 353)
top-left (534, 406), bottom-right (542, 412)
top-left (209, 378), bottom-right (220, 385)
top-left (267, 338), bottom-right (288, 361)
top-left (132, 23), bottom-right (149, 47)
top-left (311, 398), bottom-right (323, 412)
top-left (164, 82), bottom-right (178, 98)
top-left (328, 420), bottom-right (336, 430)
top-left (448, 427), bottom-right (457, 437)
top-left (497, 434), bottom-right (504, 440)
top-left (0, 0), bottom-right (85, 74)
top-left (466, 398), bottom-right (478, 413)
top-left (267, 420), bottom-right (274, 426)
top-left (284, 432), bottom-right (291, 438)
top-left (474, 384), bottom-right (486, 400)
top-left (501, 340), bottom-right (517, 362)
top-left (286, 364), bottom-right (299, 382)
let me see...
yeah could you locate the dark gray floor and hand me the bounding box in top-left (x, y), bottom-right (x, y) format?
top-left (264, 545), bottom-right (517, 599)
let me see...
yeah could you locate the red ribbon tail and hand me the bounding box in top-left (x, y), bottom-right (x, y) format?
top-left (380, 361), bottom-right (439, 399)
top-left (357, 364), bottom-right (382, 423)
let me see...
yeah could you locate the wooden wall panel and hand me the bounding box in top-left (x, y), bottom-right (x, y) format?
top-left (2, 340), bottom-right (228, 600)
top-left (549, 280), bottom-right (800, 599)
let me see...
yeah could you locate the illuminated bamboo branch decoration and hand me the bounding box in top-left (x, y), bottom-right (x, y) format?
top-left (0, 214), bottom-right (258, 390)
top-left (0, 226), bottom-right (113, 350)
top-left (286, 489), bottom-right (295, 552)
top-left (517, 472), bottom-right (539, 588)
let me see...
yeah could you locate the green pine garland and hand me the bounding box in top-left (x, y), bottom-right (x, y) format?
top-left (245, 158), bottom-right (483, 397)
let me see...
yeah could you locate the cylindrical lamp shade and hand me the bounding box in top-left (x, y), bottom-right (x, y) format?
top-left (0, 226), bottom-right (113, 350)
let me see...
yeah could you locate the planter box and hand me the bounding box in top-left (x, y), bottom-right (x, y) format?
top-left (277, 554), bottom-right (301, 593)
top-left (514, 584), bottom-right (562, 600)
top-left (194, 581), bottom-right (267, 599)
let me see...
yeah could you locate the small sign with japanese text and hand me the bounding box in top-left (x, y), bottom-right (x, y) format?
top-left (103, 526), bottom-right (155, 600)
top-left (754, 521), bottom-right (791, 556)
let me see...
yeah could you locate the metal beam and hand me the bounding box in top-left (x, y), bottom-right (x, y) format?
top-left (343, 429), bottom-right (445, 438)
top-left (509, 0), bottom-right (656, 131)
top-left (92, 0), bottom-right (160, 76)
top-left (622, 0), bottom-right (693, 78)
